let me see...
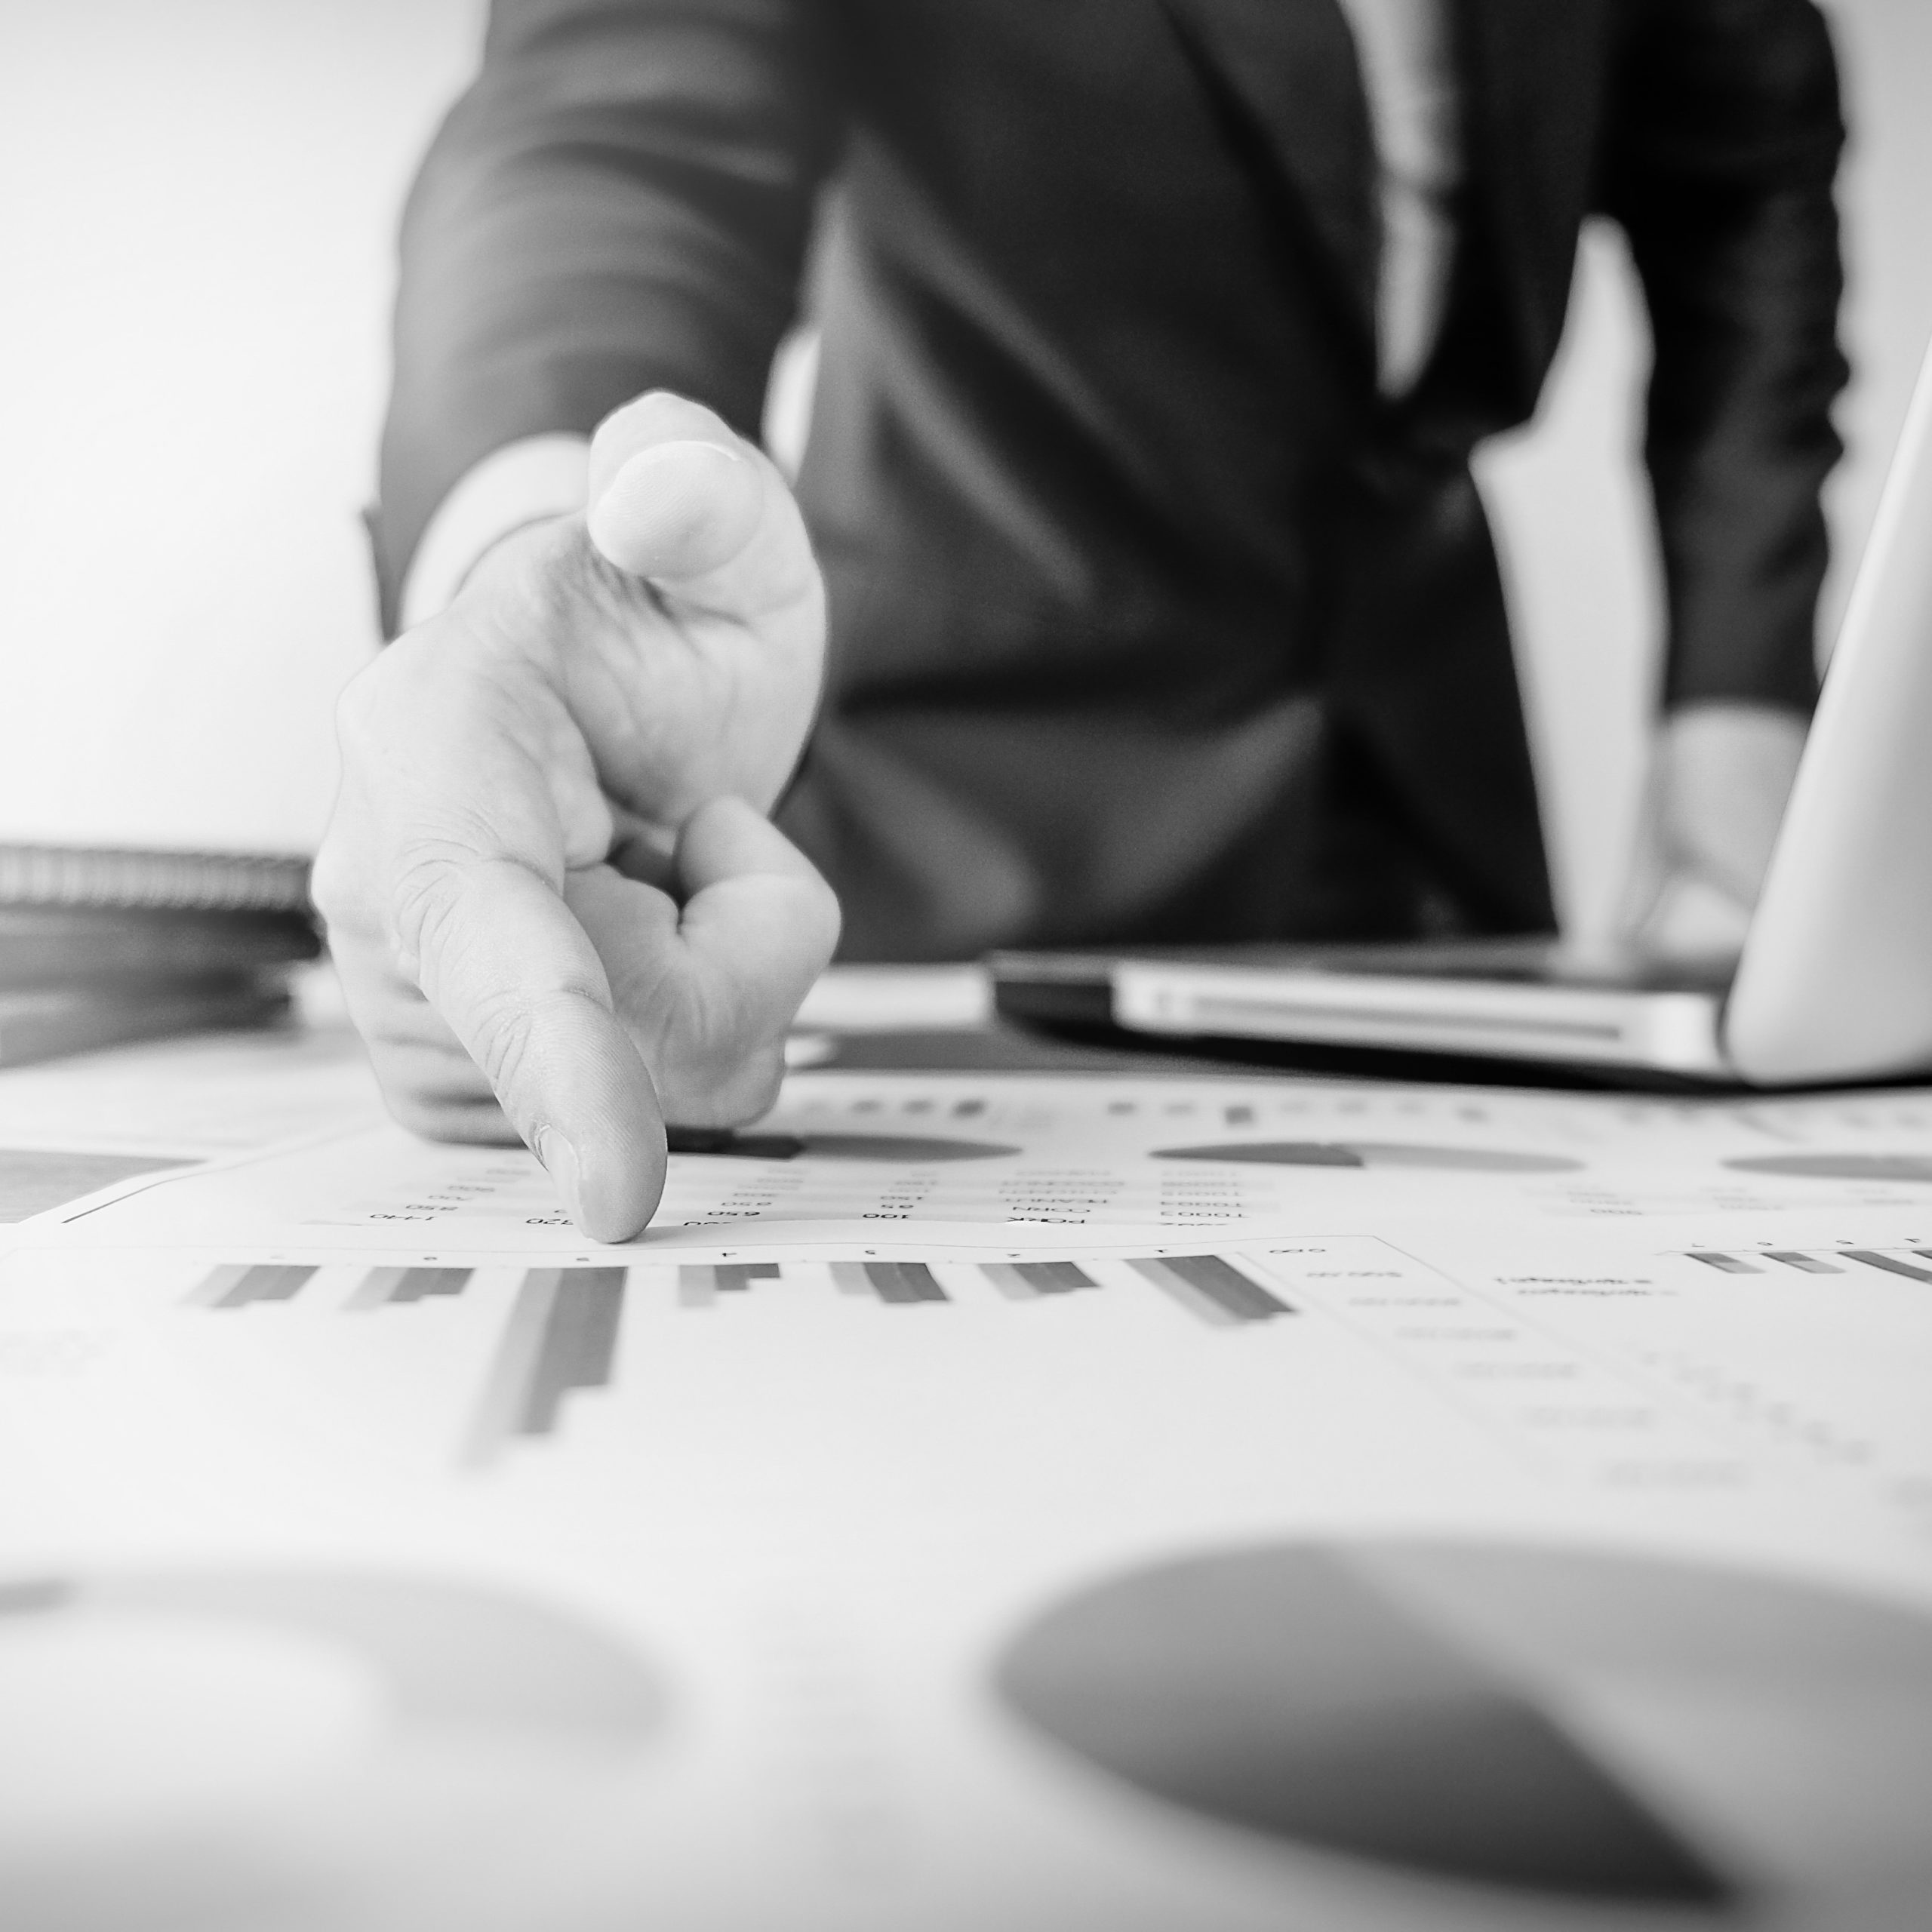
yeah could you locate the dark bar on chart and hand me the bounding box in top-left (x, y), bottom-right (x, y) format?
top-left (522, 1269), bottom-right (626, 1432)
top-left (866, 1260), bottom-right (948, 1304)
top-left (188, 1264), bottom-right (251, 1306)
top-left (1022, 1260), bottom-right (1097, 1294)
top-left (1765, 1252), bottom-right (1841, 1274)
top-left (465, 1267), bottom-right (626, 1466)
top-left (189, 1263), bottom-right (317, 1309)
top-left (1687, 1253), bottom-right (1761, 1275)
top-left (1225, 1104), bottom-right (1256, 1126)
top-left (1166, 1254), bottom-right (1292, 1319)
top-left (679, 1261), bottom-right (782, 1307)
top-left (394, 1266), bottom-right (472, 1301)
top-left (1131, 1256), bottom-right (1292, 1324)
top-left (1844, 1251), bottom-right (1932, 1283)
top-left (348, 1265), bottom-right (472, 1309)
top-left (981, 1260), bottom-right (1097, 1300)
top-left (346, 1267), bottom-right (400, 1309)
top-left (831, 1261), bottom-right (948, 1303)
top-left (952, 1099), bottom-right (986, 1118)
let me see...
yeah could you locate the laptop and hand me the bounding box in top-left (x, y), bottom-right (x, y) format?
top-left (990, 337), bottom-right (1932, 1088)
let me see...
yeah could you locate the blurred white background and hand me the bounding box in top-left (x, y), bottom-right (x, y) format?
top-left (0, 0), bottom-right (1924, 936)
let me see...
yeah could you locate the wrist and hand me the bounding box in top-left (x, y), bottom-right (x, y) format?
top-left (1655, 701), bottom-right (1809, 908)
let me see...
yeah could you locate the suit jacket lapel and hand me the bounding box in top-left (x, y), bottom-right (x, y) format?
top-left (1160, 0), bottom-right (1380, 349)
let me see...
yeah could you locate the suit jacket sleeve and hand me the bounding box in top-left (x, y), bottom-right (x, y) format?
top-left (1601, 0), bottom-right (1848, 715)
top-left (373, 0), bottom-right (841, 633)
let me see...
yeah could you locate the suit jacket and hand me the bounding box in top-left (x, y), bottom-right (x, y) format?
top-left (376, 0), bottom-right (1847, 959)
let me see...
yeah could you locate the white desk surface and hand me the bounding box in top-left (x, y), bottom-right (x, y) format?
top-left (2, 977), bottom-right (1931, 1931)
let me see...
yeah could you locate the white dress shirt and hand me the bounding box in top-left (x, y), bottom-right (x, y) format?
top-left (401, 0), bottom-right (1460, 627)
top-left (1334, 0), bottom-right (1461, 395)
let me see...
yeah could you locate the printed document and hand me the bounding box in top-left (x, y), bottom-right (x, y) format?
top-left (3, 1032), bottom-right (1931, 1930)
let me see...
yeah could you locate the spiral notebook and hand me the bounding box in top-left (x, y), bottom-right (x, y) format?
top-left (0, 844), bottom-right (315, 1065)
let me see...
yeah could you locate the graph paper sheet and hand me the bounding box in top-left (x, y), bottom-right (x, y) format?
top-left (5, 1057), bottom-right (1932, 1930)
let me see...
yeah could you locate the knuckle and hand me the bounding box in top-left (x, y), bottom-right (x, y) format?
top-left (332, 655), bottom-right (393, 758)
top-left (308, 841), bottom-right (354, 923)
top-left (648, 990), bottom-right (779, 1124)
top-left (388, 853), bottom-right (460, 960)
top-left (800, 877), bottom-right (844, 968)
top-left (386, 843), bottom-right (535, 967)
top-left (466, 984), bottom-right (540, 1099)
top-left (386, 841), bottom-right (490, 958)
top-left (383, 854), bottom-right (608, 1105)
top-left (386, 857), bottom-right (472, 1000)
top-left (723, 1050), bottom-right (788, 1124)
top-left (665, 1047), bottom-right (785, 1129)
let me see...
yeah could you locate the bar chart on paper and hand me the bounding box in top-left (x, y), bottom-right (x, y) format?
top-left (5, 1198), bottom-right (1932, 1932)
top-left (0, 1243), bottom-right (1313, 1502)
top-left (1683, 1244), bottom-right (1932, 1281)
top-left (5, 1225), bottom-right (1925, 1532)
top-left (440, 1246), bottom-right (1298, 1468)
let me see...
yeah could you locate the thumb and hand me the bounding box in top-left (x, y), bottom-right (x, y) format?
top-left (587, 390), bottom-right (768, 585)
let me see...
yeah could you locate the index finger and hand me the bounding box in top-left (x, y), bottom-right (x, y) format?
top-left (326, 635), bottom-right (671, 1244)
top-left (398, 850), bottom-right (668, 1243)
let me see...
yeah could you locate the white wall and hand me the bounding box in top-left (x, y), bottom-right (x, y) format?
top-left (0, 0), bottom-right (482, 855)
top-left (0, 0), bottom-right (1925, 931)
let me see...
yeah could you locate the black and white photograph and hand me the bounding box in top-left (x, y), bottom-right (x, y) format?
top-left (2, 4), bottom-right (1931, 1927)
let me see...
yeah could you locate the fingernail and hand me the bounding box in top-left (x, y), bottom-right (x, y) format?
top-left (617, 441), bottom-right (744, 488)
top-left (534, 1127), bottom-right (584, 1223)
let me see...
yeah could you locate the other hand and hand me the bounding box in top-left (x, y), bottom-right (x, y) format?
top-left (312, 393), bottom-right (840, 1242)
top-left (1620, 701), bottom-right (1809, 958)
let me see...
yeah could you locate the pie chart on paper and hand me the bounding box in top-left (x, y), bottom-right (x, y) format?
top-left (0, 1568), bottom-right (666, 1930)
top-left (997, 1539), bottom-right (1932, 1922)
top-left (1727, 1153), bottom-right (1932, 1185)
top-left (672, 1131), bottom-right (1020, 1163)
top-left (1152, 1140), bottom-right (1583, 1174)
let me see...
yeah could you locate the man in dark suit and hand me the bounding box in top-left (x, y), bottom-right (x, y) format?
top-left (315, 0), bottom-right (1847, 1238)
